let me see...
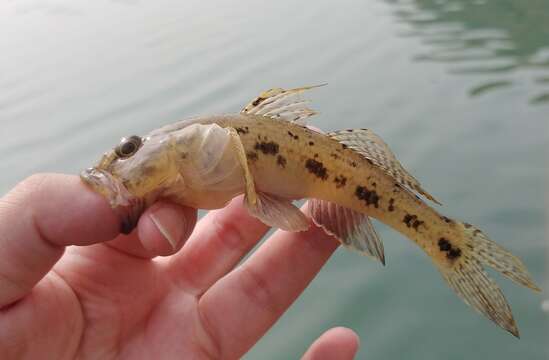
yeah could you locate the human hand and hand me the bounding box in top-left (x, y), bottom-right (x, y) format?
top-left (0, 174), bottom-right (359, 359)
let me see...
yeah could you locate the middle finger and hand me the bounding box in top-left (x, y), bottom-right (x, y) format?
top-left (164, 196), bottom-right (269, 293)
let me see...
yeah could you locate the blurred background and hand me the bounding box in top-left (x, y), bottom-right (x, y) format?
top-left (0, 0), bottom-right (547, 358)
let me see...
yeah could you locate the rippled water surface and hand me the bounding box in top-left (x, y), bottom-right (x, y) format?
top-left (1, 1), bottom-right (547, 359)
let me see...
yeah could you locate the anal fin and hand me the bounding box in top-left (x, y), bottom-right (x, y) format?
top-left (308, 199), bottom-right (385, 265)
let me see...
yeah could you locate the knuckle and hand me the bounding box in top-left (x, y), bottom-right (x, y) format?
top-left (237, 264), bottom-right (281, 316)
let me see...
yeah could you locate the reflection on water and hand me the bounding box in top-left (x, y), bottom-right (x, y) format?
top-left (388, 0), bottom-right (549, 104)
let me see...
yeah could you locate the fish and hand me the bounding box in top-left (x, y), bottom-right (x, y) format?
top-left (81, 85), bottom-right (540, 337)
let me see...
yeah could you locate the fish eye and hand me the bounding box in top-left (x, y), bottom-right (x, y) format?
top-left (115, 135), bottom-right (142, 158)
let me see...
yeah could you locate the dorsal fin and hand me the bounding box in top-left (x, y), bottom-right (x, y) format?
top-left (328, 129), bottom-right (441, 205)
top-left (241, 84), bottom-right (326, 125)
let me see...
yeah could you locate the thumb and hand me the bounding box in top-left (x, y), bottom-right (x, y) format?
top-left (301, 327), bottom-right (360, 360)
top-left (0, 173), bottom-right (120, 307)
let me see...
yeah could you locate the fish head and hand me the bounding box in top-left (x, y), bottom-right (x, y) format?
top-left (81, 133), bottom-right (180, 233)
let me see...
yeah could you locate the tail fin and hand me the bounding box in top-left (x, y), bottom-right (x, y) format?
top-left (437, 221), bottom-right (540, 337)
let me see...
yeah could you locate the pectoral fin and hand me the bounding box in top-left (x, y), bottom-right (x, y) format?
top-left (227, 127), bottom-right (258, 205)
top-left (245, 193), bottom-right (310, 232)
top-left (227, 127), bottom-right (310, 232)
top-left (308, 199), bottom-right (385, 265)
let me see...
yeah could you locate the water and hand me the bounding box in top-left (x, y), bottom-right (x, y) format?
top-left (1, 0), bottom-right (547, 358)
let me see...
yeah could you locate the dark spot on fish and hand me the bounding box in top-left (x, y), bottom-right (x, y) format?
top-left (308, 141), bottom-right (314, 146)
top-left (355, 186), bottom-right (380, 208)
top-left (314, 153), bottom-right (319, 158)
top-left (448, 248), bottom-right (462, 259)
top-left (235, 126), bottom-right (249, 135)
top-left (252, 97), bottom-right (264, 106)
top-left (438, 238), bottom-right (462, 260)
top-left (366, 158), bottom-right (373, 165)
top-left (438, 238), bottom-right (451, 251)
top-left (403, 214), bottom-right (423, 230)
top-left (334, 175), bottom-right (347, 188)
top-left (388, 198), bottom-right (395, 212)
top-left (350, 161), bottom-right (357, 167)
top-left (277, 155), bottom-right (287, 168)
top-left (341, 143), bottom-right (348, 150)
top-left (330, 153), bottom-right (339, 159)
top-left (254, 141), bottom-right (279, 155)
top-left (412, 219), bottom-right (424, 230)
top-left (246, 151), bottom-right (259, 162)
top-left (372, 182), bottom-right (376, 187)
top-left (287, 130), bottom-right (299, 140)
top-left (305, 159), bottom-right (329, 180)
top-left (441, 216), bottom-right (453, 224)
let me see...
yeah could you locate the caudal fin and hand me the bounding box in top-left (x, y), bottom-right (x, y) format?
top-left (437, 221), bottom-right (540, 338)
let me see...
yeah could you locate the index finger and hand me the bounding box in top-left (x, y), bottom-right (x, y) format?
top-left (197, 205), bottom-right (341, 359)
top-left (0, 173), bottom-right (120, 307)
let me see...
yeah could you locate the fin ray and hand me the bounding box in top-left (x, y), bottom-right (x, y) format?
top-left (245, 193), bottom-right (310, 232)
top-left (308, 199), bottom-right (385, 265)
top-left (436, 220), bottom-right (540, 337)
top-left (328, 129), bottom-right (441, 205)
top-left (241, 84), bottom-right (326, 124)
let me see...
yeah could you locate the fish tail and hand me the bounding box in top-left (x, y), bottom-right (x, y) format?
top-left (434, 220), bottom-right (540, 337)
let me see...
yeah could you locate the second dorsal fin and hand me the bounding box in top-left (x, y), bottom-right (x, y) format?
top-left (240, 84), bottom-right (326, 125)
top-left (328, 129), bottom-right (441, 205)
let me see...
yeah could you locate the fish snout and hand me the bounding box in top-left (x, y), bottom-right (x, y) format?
top-left (80, 167), bottom-right (144, 234)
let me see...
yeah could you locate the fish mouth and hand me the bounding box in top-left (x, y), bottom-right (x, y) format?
top-left (80, 167), bottom-right (144, 234)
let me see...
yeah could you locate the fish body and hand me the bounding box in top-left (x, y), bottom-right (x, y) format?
top-left (81, 86), bottom-right (540, 337)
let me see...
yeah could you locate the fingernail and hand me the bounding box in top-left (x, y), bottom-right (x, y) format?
top-left (149, 207), bottom-right (185, 250)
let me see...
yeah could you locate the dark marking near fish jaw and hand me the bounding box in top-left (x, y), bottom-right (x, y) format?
top-left (246, 151), bottom-right (259, 162)
top-left (365, 158), bottom-right (373, 165)
top-left (235, 126), bottom-right (249, 135)
top-left (277, 155), bottom-right (287, 168)
top-left (355, 186), bottom-right (380, 208)
top-left (463, 222), bottom-right (472, 229)
top-left (438, 238), bottom-right (462, 260)
top-left (350, 161), bottom-right (357, 168)
top-left (403, 214), bottom-right (423, 230)
top-left (305, 159), bottom-right (329, 180)
top-left (341, 143), bottom-right (348, 150)
top-left (314, 153), bottom-right (319, 158)
top-left (255, 141), bottom-right (279, 155)
top-left (388, 198), bottom-right (395, 212)
top-left (330, 153), bottom-right (339, 160)
top-left (308, 141), bottom-right (315, 146)
top-left (334, 175), bottom-right (347, 188)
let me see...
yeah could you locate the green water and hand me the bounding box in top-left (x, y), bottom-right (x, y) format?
top-left (0, 0), bottom-right (547, 358)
